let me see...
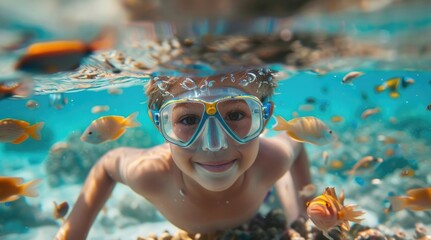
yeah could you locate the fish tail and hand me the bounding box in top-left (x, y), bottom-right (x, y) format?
top-left (388, 196), bottom-right (411, 212)
top-left (272, 116), bottom-right (291, 131)
top-left (340, 204), bottom-right (365, 224)
top-left (124, 112), bottom-right (141, 128)
top-left (20, 179), bottom-right (42, 198)
top-left (27, 122), bottom-right (44, 140)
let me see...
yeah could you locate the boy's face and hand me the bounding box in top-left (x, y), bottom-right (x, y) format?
top-left (160, 74), bottom-right (267, 192)
top-left (170, 133), bottom-right (260, 192)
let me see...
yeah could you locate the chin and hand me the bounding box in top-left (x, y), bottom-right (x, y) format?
top-left (194, 160), bottom-right (241, 192)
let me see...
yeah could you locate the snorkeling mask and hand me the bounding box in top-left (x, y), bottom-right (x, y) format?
top-left (150, 88), bottom-right (272, 151)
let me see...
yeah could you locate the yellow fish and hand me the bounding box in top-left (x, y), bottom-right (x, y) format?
top-left (80, 112), bottom-right (141, 144)
top-left (388, 187), bottom-right (431, 212)
top-left (0, 118), bottom-right (44, 144)
top-left (0, 176), bottom-right (41, 203)
top-left (374, 77), bottom-right (414, 98)
top-left (306, 187), bottom-right (365, 240)
top-left (272, 116), bottom-right (336, 145)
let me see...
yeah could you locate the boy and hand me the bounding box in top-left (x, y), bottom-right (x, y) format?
top-left (55, 68), bottom-right (311, 239)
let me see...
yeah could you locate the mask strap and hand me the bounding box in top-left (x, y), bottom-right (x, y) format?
top-left (148, 109), bottom-right (160, 126)
top-left (262, 98), bottom-right (273, 120)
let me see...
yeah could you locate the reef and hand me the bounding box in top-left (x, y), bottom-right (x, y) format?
top-left (136, 209), bottom-right (431, 240)
top-left (0, 198), bottom-right (56, 236)
top-left (44, 128), bottom-right (163, 187)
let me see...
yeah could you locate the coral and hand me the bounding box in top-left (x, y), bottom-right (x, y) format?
top-left (44, 128), bottom-right (163, 187)
top-left (0, 198), bottom-right (56, 235)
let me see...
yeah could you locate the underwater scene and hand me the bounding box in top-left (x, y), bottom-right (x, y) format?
top-left (1, 0), bottom-right (431, 239)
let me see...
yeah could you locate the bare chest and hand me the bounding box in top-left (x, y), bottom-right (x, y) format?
top-left (152, 185), bottom-right (269, 233)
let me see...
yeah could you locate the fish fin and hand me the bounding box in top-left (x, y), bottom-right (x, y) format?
top-left (388, 196), bottom-right (411, 212)
top-left (339, 204), bottom-right (365, 223)
top-left (272, 116), bottom-right (292, 131)
top-left (20, 178), bottom-right (42, 198)
top-left (286, 130), bottom-right (306, 143)
top-left (340, 220), bottom-right (350, 231)
top-left (386, 78), bottom-right (401, 89)
top-left (123, 112), bottom-right (141, 128)
top-left (389, 91), bottom-right (400, 98)
top-left (338, 190), bottom-right (345, 205)
top-left (26, 122), bottom-right (44, 140)
top-left (324, 187), bottom-right (338, 199)
top-left (12, 134), bottom-right (28, 144)
top-left (1, 195), bottom-right (20, 203)
top-left (111, 128), bottom-right (126, 140)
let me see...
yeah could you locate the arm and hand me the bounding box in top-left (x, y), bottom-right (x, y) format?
top-left (272, 134), bottom-right (312, 223)
top-left (55, 147), bottom-right (143, 240)
top-left (289, 144), bottom-right (312, 214)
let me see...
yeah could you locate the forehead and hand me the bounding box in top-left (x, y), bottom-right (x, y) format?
top-left (162, 70), bottom-right (264, 100)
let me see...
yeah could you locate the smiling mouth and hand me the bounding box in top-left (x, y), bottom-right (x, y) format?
top-left (195, 159), bottom-right (237, 173)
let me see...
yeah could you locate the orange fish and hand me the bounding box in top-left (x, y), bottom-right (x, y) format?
top-left (15, 30), bottom-right (115, 74)
top-left (329, 160), bottom-right (344, 170)
top-left (80, 112), bottom-right (141, 144)
top-left (0, 177), bottom-right (41, 203)
top-left (306, 187), bottom-right (365, 240)
top-left (331, 116), bottom-right (344, 123)
top-left (388, 187), bottom-right (431, 212)
top-left (0, 118), bottom-right (44, 144)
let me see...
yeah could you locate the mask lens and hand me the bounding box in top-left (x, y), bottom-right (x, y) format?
top-left (217, 98), bottom-right (263, 141)
top-left (160, 101), bottom-right (205, 145)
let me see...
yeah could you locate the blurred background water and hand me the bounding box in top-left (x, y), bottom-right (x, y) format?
top-left (1, 0), bottom-right (431, 239)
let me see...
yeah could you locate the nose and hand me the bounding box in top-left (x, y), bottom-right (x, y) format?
top-left (201, 117), bottom-right (228, 152)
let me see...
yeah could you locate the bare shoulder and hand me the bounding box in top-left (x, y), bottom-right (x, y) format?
top-left (102, 144), bottom-right (173, 197)
top-left (254, 134), bottom-right (303, 182)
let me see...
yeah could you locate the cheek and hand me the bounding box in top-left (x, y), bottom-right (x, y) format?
top-left (169, 144), bottom-right (195, 170)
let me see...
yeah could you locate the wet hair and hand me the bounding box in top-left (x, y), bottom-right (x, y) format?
top-left (145, 67), bottom-right (278, 110)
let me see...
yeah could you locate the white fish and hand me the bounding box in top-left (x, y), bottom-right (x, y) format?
top-left (91, 105), bottom-right (110, 114)
top-left (272, 116), bottom-right (336, 146)
top-left (342, 71), bottom-right (364, 84)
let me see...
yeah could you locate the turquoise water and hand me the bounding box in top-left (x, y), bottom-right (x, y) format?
top-left (1, 1), bottom-right (431, 239)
